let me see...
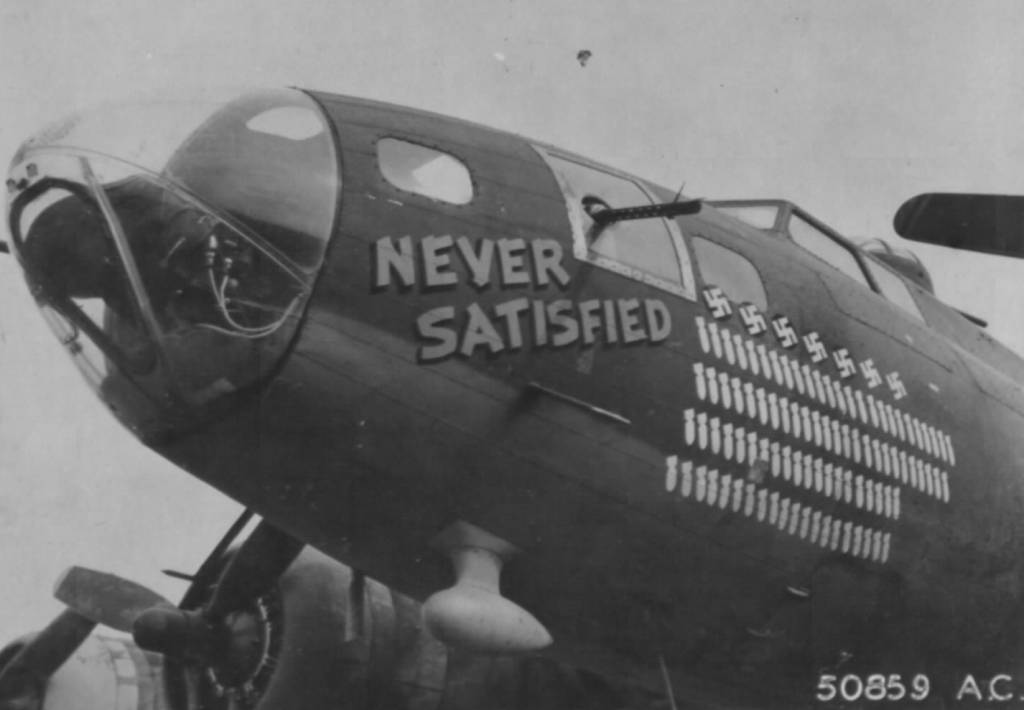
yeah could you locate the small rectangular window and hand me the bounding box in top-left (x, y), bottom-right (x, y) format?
top-left (377, 138), bottom-right (473, 205)
top-left (714, 204), bottom-right (780, 231)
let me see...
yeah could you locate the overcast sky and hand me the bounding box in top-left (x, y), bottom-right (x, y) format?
top-left (2, 0), bottom-right (1023, 640)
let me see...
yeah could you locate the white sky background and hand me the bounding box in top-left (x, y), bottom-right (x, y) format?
top-left (1, 0), bottom-right (1023, 639)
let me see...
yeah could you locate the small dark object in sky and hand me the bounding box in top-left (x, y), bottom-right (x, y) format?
top-left (577, 49), bottom-right (592, 67)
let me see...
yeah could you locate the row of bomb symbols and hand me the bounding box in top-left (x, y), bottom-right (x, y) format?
top-left (688, 365), bottom-right (950, 503)
top-left (683, 407), bottom-right (947, 510)
top-left (696, 286), bottom-right (955, 468)
top-left (665, 456), bottom-right (892, 563)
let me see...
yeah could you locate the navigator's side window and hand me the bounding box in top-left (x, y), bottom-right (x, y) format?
top-left (534, 148), bottom-right (696, 300)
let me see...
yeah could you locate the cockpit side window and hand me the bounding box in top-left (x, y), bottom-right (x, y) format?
top-left (788, 213), bottom-right (871, 288)
top-left (863, 255), bottom-right (926, 322)
top-left (713, 203), bottom-right (780, 231)
top-left (533, 147), bottom-right (696, 300)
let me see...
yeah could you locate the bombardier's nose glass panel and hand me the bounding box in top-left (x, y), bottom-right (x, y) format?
top-left (13, 166), bottom-right (155, 383)
top-left (165, 95), bottom-right (338, 271)
top-left (6, 88), bottom-right (339, 430)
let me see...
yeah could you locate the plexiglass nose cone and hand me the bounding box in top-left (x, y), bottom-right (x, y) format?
top-left (6, 88), bottom-right (339, 437)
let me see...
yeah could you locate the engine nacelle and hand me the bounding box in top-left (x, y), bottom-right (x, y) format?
top-left (3, 548), bottom-right (656, 710)
top-left (0, 634), bottom-right (169, 710)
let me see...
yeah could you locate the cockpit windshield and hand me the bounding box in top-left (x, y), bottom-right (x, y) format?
top-left (6, 88), bottom-right (339, 434)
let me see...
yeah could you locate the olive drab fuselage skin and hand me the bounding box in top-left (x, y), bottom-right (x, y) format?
top-left (13, 88), bottom-right (1024, 708)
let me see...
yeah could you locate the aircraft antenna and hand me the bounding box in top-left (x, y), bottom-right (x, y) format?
top-left (658, 654), bottom-right (680, 710)
top-left (672, 181), bottom-right (687, 203)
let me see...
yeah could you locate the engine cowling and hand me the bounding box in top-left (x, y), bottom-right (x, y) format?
top-left (4, 547), bottom-right (655, 710)
top-left (0, 634), bottom-right (168, 710)
top-left (207, 548), bottom-right (647, 710)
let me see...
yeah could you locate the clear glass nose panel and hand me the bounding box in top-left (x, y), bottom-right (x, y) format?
top-left (6, 88), bottom-right (338, 429)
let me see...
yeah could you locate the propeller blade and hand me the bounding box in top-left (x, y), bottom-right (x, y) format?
top-left (894, 192), bottom-right (1024, 257)
top-left (0, 610), bottom-right (95, 706)
top-left (206, 520), bottom-right (304, 619)
top-left (133, 519), bottom-right (303, 663)
top-left (179, 508), bottom-right (254, 610)
top-left (132, 509), bottom-right (257, 662)
top-left (52, 566), bottom-right (173, 634)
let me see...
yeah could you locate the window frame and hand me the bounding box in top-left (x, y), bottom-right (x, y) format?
top-left (707, 200), bottom-right (784, 232)
top-left (532, 144), bottom-right (697, 301)
top-left (862, 253), bottom-right (927, 323)
top-left (784, 206), bottom-right (874, 288)
top-left (688, 234), bottom-right (769, 312)
top-left (709, 200), bottom-right (874, 290)
top-left (711, 199), bottom-right (939, 323)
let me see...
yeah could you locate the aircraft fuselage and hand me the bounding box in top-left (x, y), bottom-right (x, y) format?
top-left (9, 87), bottom-right (1024, 708)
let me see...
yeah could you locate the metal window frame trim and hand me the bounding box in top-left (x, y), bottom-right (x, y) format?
top-left (530, 144), bottom-right (697, 301)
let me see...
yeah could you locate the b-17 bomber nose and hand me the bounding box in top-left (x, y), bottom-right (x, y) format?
top-left (4, 88), bottom-right (340, 437)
